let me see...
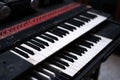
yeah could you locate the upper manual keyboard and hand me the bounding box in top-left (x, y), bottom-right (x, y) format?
top-left (9, 11), bottom-right (107, 65)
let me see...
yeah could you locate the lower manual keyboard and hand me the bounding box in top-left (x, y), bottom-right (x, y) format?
top-left (20, 34), bottom-right (112, 80)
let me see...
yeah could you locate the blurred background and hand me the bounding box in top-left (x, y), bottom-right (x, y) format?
top-left (78, 0), bottom-right (120, 21)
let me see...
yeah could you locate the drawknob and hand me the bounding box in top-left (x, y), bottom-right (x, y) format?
top-left (0, 2), bottom-right (11, 20)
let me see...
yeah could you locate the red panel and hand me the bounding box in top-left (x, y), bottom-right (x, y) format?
top-left (0, 3), bottom-right (80, 40)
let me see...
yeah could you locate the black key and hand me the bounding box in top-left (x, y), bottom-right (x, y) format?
top-left (12, 48), bottom-right (29, 58)
top-left (86, 34), bottom-right (101, 40)
top-left (36, 67), bottom-right (55, 79)
top-left (82, 12), bottom-right (97, 19)
top-left (24, 42), bottom-right (41, 51)
top-left (78, 46), bottom-right (87, 52)
top-left (33, 38), bottom-right (49, 46)
top-left (49, 59), bottom-right (68, 69)
top-left (29, 40), bottom-right (45, 49)
top-left (65, 45), bottom-right (85, 55)
top-left (75, 16), bottom-right (90, 22)
top-left (48, 60), bottom-right (66, 70)
top-left (69, 49), bottom-right (82, 56)
top-left (60, 24), bottom-right (76, 31)
top-left (53, 57), bottom-right (69, 67)
top-left (63, 51), bottom-right (78, 60)
top-left (63, 54), bottom-right (76, 61)
top-left (75, 40), bottom-right (93, 48)
top-left (52, 60), bottom-right (69, 68)
top-left (48, 30), bottom-right (63, 38)
top-left (53, 28), bottom-right (66, 36)
top-left (44, 33), bottom-right (58, 41)
top-left (74, 44), bottom-right (87, 52)
top-left (58, 54), bottom-right (74, 62)
top-left (87, 12), bottom-right (97, 18)
top-left (73, 19), bottom-right (85, 25)
top-left (67, 19), bottom-right (84, 27)
top-left (56, 27), bottom-right (69, 34)
top-left (43, 63), bottom-right (61, 73)
top-left (93, 35), bottom-right (101, 40)
top-left (82, 34), bottom-right (101, 43)
top-left (39, 35), bottom-right (55, 43)
top-left (18, 45), bottom-right (34, 55)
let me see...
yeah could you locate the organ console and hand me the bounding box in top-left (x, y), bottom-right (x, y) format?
top-left (0, 0), bottom-right (120, 80)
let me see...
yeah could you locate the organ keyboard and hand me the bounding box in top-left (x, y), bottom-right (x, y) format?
top-left (10, 11), bottom-right (106, 65)
top-left (0, 0), bottom-right (120, 80)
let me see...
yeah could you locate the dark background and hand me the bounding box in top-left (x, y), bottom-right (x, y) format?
top-left (78, 0), bottom-right (120, 21)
